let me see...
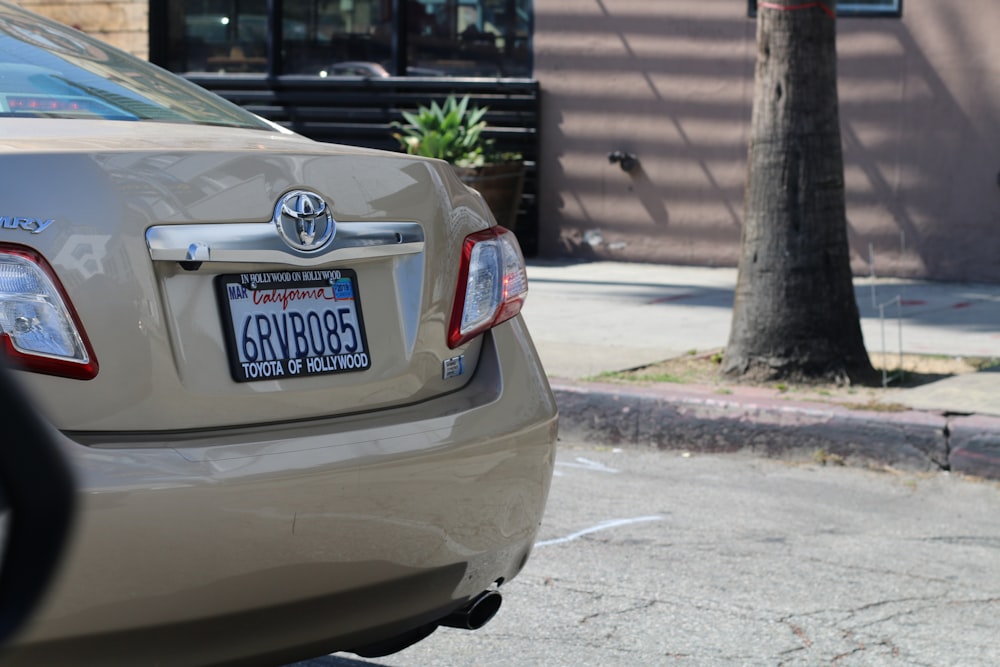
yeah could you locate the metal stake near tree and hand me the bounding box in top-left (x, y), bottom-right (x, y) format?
top-left (723, 0), bottom-right (878, 385)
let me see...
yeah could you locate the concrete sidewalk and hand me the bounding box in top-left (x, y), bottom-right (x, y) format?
top-left (520, 260), bottom-right (1000, 479)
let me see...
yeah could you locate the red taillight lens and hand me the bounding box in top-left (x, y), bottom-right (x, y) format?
top-left (448, 226), bottom-right (528, 348)
top-left (0, 246), bottom-right (98, 380)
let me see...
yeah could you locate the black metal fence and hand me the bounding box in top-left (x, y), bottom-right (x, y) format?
top-left (185, 75), bottom-right (541, 254)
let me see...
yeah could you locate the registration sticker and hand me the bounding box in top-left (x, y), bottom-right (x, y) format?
top-left (216, 269), bottom-right (370, 382)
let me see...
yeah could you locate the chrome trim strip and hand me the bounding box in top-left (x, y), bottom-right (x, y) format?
top-left (146, 222), bottom-right (424, 267)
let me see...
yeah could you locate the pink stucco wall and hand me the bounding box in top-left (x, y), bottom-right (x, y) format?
top-left (534, 0), bottom-right (1000, 282)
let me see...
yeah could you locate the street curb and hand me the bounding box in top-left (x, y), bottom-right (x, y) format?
top-left (950, 415), bottom-right (1000, 479)
top-left (550, 379), bottom-right (1000, 479)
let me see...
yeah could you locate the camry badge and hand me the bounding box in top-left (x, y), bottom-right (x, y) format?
top-left (0, 216), bottom-right (55, 234)
top-left (273, 191), bottom-right (335, 252)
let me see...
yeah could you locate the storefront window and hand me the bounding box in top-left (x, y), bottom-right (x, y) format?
top-left (282, 1), bottom-right (392, 76)
top-left (839, 0), bottom-right (902, 15)
top-left (178, 0), bottom-right (269, 73)
top-left (748, 0), bottom-right (902, 18)
top-left (165, 0), bottom-right (531, 77)
top-left (407, 0), bottom-right (531, 77)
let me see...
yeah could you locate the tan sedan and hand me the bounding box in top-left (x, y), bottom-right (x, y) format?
top-left (0, 4), bottom-right (557, 665)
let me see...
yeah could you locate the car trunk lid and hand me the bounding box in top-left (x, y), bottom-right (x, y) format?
top-left (3, 121), bottom-right (492, 432)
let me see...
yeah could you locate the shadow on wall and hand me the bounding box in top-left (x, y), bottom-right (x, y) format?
top-left (534, 1), bottom-right (1000, 283)
top-left (839, 6), bottom-right (1000, 282)
top-left (609, 150), bottom-right (671, 230)
top-left (536, 1), bottom-right (752, 267)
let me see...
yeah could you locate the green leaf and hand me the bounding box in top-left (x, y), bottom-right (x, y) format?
top-left (392, 94), bottom-right (501, 165)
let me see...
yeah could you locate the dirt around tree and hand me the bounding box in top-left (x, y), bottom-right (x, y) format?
top-left (605, 350), bottom-right (1000, 412)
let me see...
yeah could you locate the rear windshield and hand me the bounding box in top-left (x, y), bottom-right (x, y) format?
top-left (0, 5), bottom-right (273, 131)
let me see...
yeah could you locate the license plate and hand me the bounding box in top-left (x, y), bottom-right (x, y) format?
top-left (216, 269), bottom-right (370, 383)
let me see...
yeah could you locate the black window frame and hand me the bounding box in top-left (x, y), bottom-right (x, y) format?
top-left (747, 0), bottom-right (902, 19)
top-left (150, 0), bottom-right (533, 79)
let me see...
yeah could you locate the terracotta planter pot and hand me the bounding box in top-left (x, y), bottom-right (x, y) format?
top-left (453, 163), bottom-right (526, 231)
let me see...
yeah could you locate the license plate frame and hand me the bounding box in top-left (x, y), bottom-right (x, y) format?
top-left (215, 269), bottom-right (371, 383)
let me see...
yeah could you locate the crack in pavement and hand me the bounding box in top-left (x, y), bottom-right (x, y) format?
top-left (578, 599), bottom-right (657, 625)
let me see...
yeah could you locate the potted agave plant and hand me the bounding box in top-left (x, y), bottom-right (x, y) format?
top-left (393, 94), bottom-right (525, 230)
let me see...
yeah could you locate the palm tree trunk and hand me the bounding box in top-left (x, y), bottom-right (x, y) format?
top-left (723, 0), bottom-right (877, 385)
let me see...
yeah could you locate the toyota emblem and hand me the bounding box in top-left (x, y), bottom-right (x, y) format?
top-left (273, 190), bottom-right (336, 252)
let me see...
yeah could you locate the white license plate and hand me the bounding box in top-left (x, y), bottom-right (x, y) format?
top-left (216, 269), bottom-right (370, 382)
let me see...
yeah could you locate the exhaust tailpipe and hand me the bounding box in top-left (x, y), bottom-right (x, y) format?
top-left (438, 590), bottom-right (503, 630)
top-left (350, 590), bottom-right (502, 657)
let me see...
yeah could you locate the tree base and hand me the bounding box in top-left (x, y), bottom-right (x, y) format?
top-left (721, 354), bottom-right (881, 388)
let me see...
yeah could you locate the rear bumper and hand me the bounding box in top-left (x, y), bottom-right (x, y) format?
top-left (9, 317), bottom-right (557, 666)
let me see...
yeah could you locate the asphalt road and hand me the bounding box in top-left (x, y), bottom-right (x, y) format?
top-left (291, 441), bottom-right (1000, 666)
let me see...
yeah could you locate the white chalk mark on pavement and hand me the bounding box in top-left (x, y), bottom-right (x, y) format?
top-left (535, 515), bottom-right (666, 548)
top-left (554, 457), bottom-right (621, 474)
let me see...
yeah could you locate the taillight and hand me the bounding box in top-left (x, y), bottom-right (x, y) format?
top-left (0, 246), bottom-right (98, 380)
top-left (448, 226), bottom-right (528, 348)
